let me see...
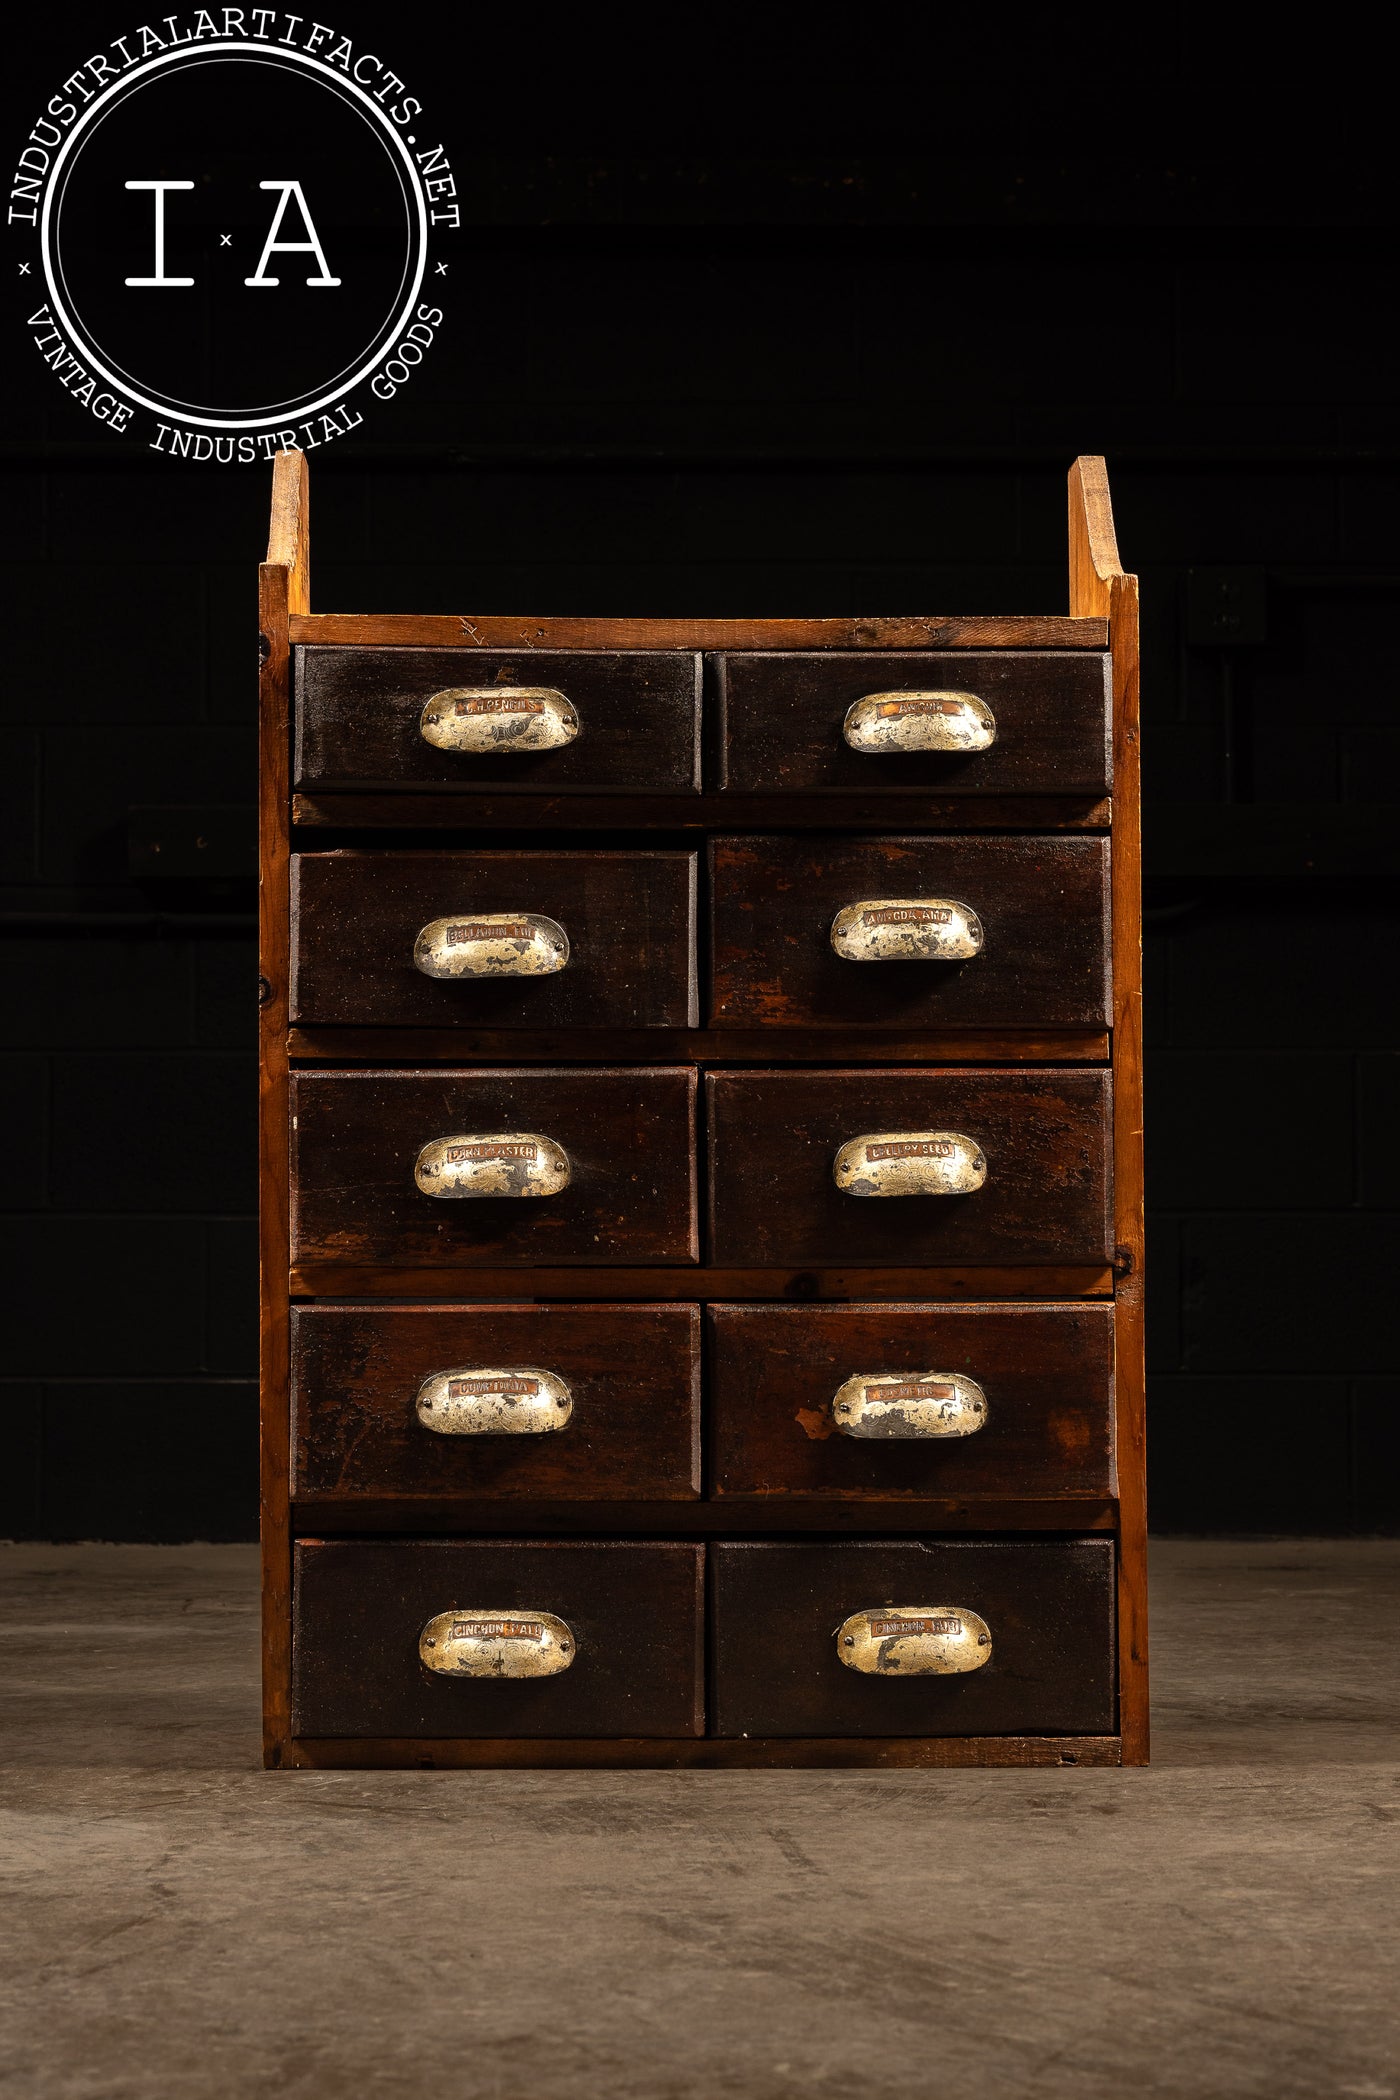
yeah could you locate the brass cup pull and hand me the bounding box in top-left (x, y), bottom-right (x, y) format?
top-left (414, 1132), bottom-right (571, 1199)
top-left (420, 1610), bottom-right (575, 1678)
top-left (415, 913), bottom-right (570, 980)
top-left (832, 1371), bottom-right (987, 1439)
top-left (419, 687), bottom-right (580, 754)
top-left (417, 1367), bottom-right (573, 1435)
top-left (833, 1130), bottom-right (986, 1198)
top-left (842, 690), bottom-right (996, 755)
top-left (830, 898), bottom-right (982, 964)
top-left (837, 1606), bottom-right (992, 1676)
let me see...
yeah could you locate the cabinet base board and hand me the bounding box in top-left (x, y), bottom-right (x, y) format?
top-left (277, 1735), bottom-right (1122, 1770)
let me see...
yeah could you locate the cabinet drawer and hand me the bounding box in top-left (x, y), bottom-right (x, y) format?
top-left (718, 652), bottom-right (1111, 795)
top-left (290, 1068), bottom-right (698, 1268)
top-left (706, 1068), bottom-right (1111, 1266)
top-left (708, 1303), bottom-right (1114, 1499)
top-left (292, 1541), bottom-right (705, 1737)
top-left (709, 835), bottom-right (1109, 1029)
top-left (291, 850), bottom-right (698, 1028)
top-left (710, 1540), bottom-right (1115, 1737)
top-left (291, 1303), bottom-right (701, 1502)
top-left (294, 649), bottom-right (702, 793)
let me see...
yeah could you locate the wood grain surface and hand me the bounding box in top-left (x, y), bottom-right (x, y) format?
top-left (284, 1734), bottom-right (1122, 1769)
top-left (291, 1303), bottom-right (700, 1501)
top-left (709, 834), bottom-right (1110, 1029)
top-left (288, 614), bottom-right (1109, 652)
top-left (708, 1302), bottom-right (1115, 1500)
top-left (706, 1068), bottom-right (1112, 1266)
top-left (290, 850), bottom-right (698, 1028)
top-left (293, 790), bottom-right (1114, 832)
top-left (288, 1026), bottom-right (1110, 1066)
top-left (288, 1262), bottom-right (1116, 1302)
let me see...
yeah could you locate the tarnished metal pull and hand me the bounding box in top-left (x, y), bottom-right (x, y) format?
top-left (836, 1606), bottom-right (992, 1676)
top-left (831, 1371), bottom-right (987, 1438)
top-left (833, 1131), bottom-right (986, 1198)
top-left (419, 687), bottom-right (580, 754)
top-left (843, 691), bottom-right (996, 754)
top-left (414, 913), bottom-right (569, 980)
top-left (415, 1132), bottom-right (571, 1199)
top-left (420, 1610), bottom-right (575, 1677)
top-left (830, 898), bottom-right (982, 964)
top-left (417, 1367), bottom-right (573, 1435)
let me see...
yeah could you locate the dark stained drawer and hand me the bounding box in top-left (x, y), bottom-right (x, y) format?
top-left (708, 1303), bottom-right (1114, 1500)
top-left (291, 1303), bottom-right (701, 1503)
top-left (291, 850), bottom-right (698, 1028)
top-left (294, 649), bottom-right (702, 793)
top-left (292, 1541), bottom-right (705, 1738)
top-left (710, 1540), bottom-right (1116, 1737)
top-left (709, 835), bottom-right (1110, 1029)
top-left (706, 1068), bottom-right (1112, 1267)
top-left (290, 1068), bottom-right (698, 1268)
top-left (717, 652), bottom-right (1111, 796)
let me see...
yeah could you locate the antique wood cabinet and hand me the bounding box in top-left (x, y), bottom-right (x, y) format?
top-left (259, 452), bottom-right (1146, 1768)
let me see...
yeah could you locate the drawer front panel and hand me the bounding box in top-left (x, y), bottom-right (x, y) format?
top-left (708, 1303), bottom-right (1114, 1499)
top-left (292, 1303), bottom-right (701, 1501)
top-left (709, 835), bottom-right (1109, 1029)
top-left (291, 1068), bottom-right (698, 1267)
top-left (293, 1541), bottom-right (705, 1737)
top-left (718, 652), bottom-right (1111, 795)
top-left (706, 1068), bottom-right (1111, 1266)
top-left (295, 649), bottom-right (702, 792)
top-left (291, 850), bottom-right (698, 1028)
top-left (711, 1540), bottom-right (1115, 1737)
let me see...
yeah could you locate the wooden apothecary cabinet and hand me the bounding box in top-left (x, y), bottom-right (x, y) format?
top-left (259, 453), bottom-right (1146, 1768)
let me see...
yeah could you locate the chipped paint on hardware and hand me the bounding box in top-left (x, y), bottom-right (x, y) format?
top-left (414, 912), bottom-right (570, 980)
top-left (830, 1370), bottom-right (988, 1438)
top-left (414, 1131), bottom-right (571, 1199)
top-left (419, 1609), bottom-right (575, 1677)
top-left (836, 1605), bottom-right (993, 1676)
top-left (842, 690), bottom-right (996, 754)
top-left (416, 1365), bottom-right (574, 1435)
top-left (832, 1131), bottom-right (986, 1198)
top-left (419, 687), bottom-right (580, 753)
top-left (830, 897), bottom-right (983, 963)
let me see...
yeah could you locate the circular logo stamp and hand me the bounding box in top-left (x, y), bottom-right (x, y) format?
top-left (10, 15), bottom-right (456, 460)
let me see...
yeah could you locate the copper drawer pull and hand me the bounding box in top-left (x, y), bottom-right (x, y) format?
top-left (420, 1611), bottom-right (575, 1677)
top-left (419, 687), bottom-right (580, 754)
top-left (414, 913), bottom-right (570, 980)
top-left (830, 898), bottom-right (982, 963)
top-left (832, 1131), bottom-right (986, 1197)
top-left (831, 1371), bottom-right (987, 1438)
top-left (842, 691), bottom-right (996, 754)
top-left (836, 1606), bottom-right (992, 1676)
top-left (417, 1367), bottom-right (573, 1435)
top-left (414, 1132), bottom-right (571, 1199)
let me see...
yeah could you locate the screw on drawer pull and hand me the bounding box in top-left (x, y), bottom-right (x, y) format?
top-left (414, 1132), bottom-right (572, 1199)
top-left (830, 898), bottom-right (982, 964)
top-left (836, 1606), bottom-right (992, 1676)
top-left (417, 1366), bottom-right (574, 1435)
top-left (419, 1610), bottom-right (575, 1678)
top-left (414, 913), bottom-right (570, 980)
top-left (419, 687), bottom-right (580, 754)
top-left (832, 1131), bottom-right (986, 1198)
top-left (831, 1370), bottom-right (988, 1438)
top-left (842, 690), bottom-right (996, 755)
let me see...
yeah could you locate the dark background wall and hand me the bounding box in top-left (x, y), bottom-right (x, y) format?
top-left (2, 19), bottom-right (1396, 1538)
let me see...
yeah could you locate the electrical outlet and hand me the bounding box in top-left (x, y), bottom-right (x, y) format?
top-left (1185, 566), bottom-right (1268, 646)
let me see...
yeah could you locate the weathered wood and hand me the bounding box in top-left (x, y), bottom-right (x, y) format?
top-left (709, 835), bottom-right (1110, 1029)
top-left (290, 1067), bottom-right (699, 1267)
top-left (285, 1734), bottom-right (1123, 1769)
top-left (719, 652), bottom-right (1112, 795)
top-left (288, 614), bottom-right (1109, 652)
top-left (290, 1496), bottom-right (1119, 1536)
top-left (288, 1026), bottom-right (1112, 1066)
top-left (710, 1540), bottom-right (1117, 1737)
top-left (293, 791), bottom-right (1114, 832)
top-left (291, 1303), bottom-right (701, 1502)
top-left (292, 1541), bottom-right (706, 1738)
top-left (706, 1069), bottom-right (1113, 1266)
top-left (708, 1302), bottom-right (1115, 1500)
top-left (290, 850), bottom-right (698, 1029)
top-left (289, 1263), bottom-right (1118, 1302)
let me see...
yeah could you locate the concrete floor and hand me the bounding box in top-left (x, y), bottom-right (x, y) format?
top-left (1, 1542), bottom-right (1397, 2100)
